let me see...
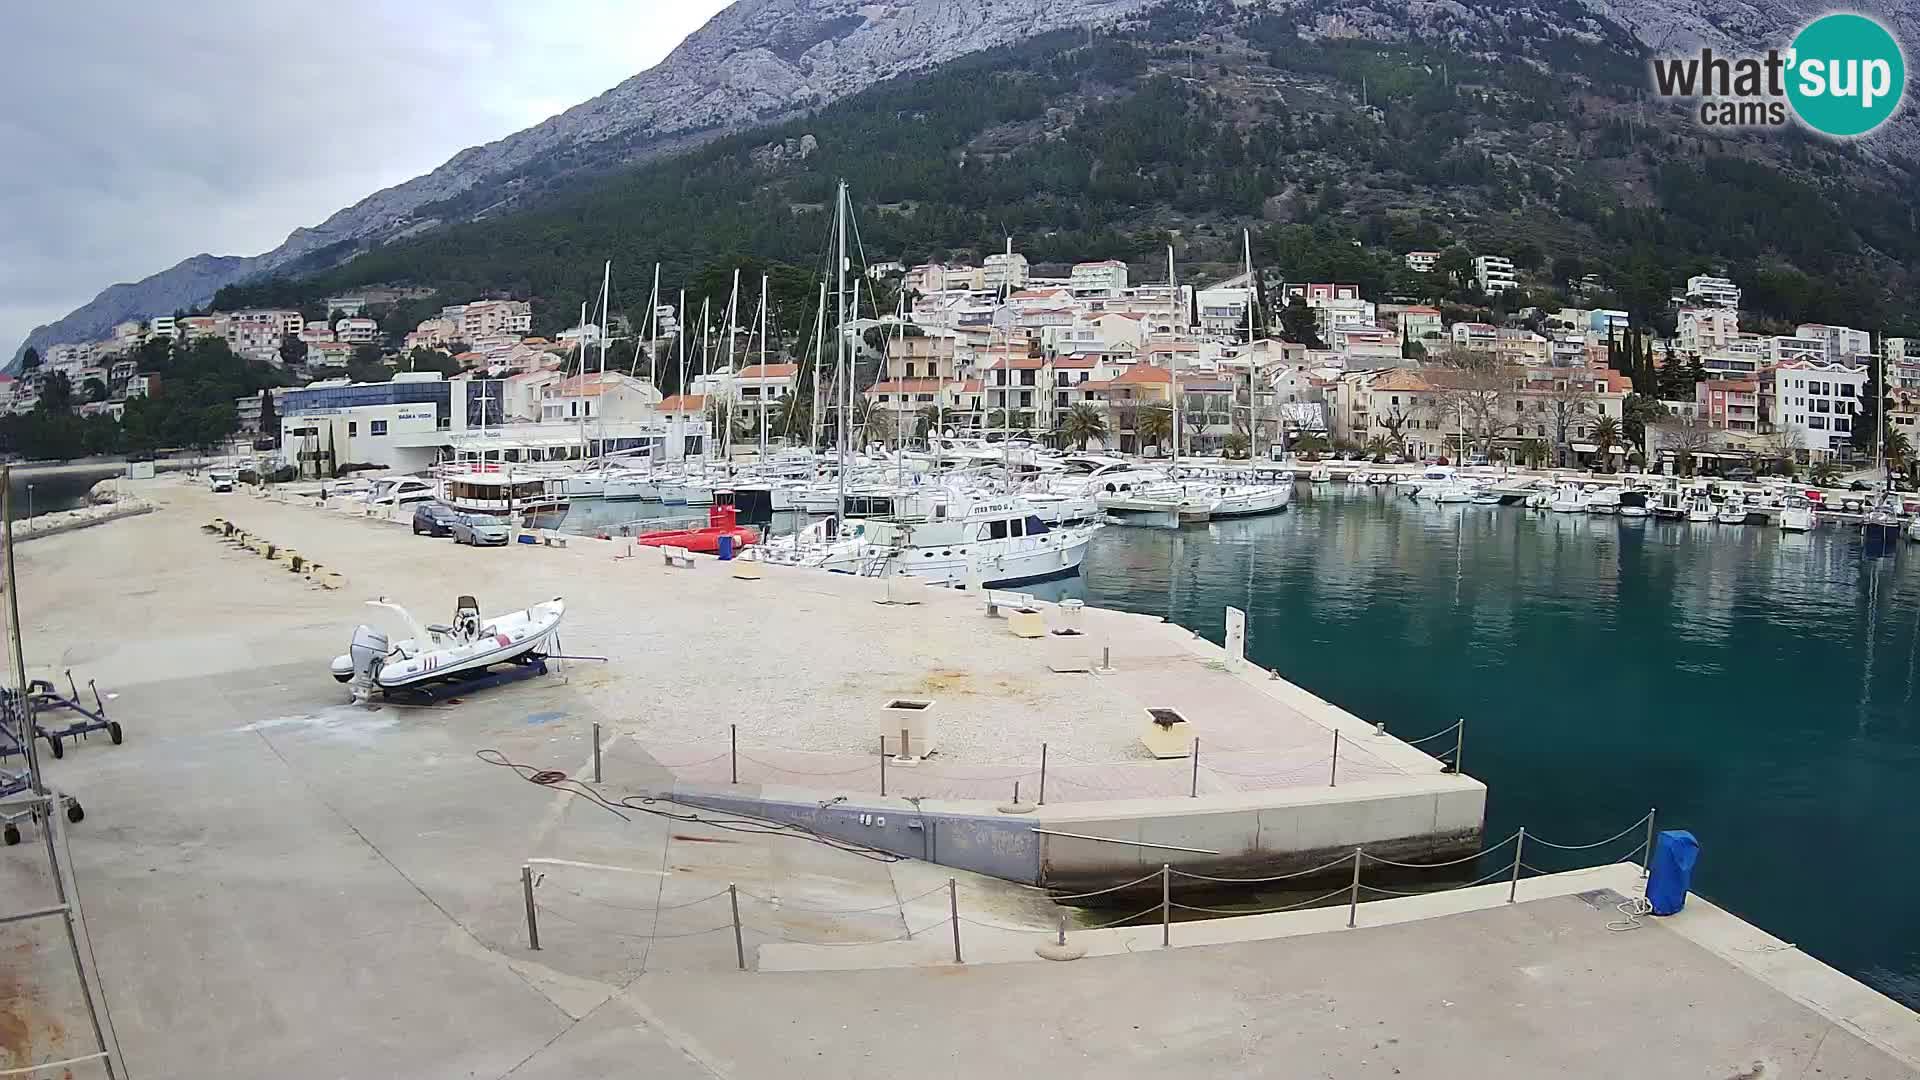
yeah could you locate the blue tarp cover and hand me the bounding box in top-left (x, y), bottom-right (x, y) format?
top-left (1647, 830), bottom-right (1698, 916)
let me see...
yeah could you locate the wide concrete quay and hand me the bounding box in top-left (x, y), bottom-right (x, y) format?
top-left (2, 479), bottom-right (1917, 1079)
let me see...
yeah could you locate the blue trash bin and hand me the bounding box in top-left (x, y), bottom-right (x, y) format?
top-left (1646, 830), bottom-right (1698, 916)
top-left (717, 535), bottom-right (735, 561)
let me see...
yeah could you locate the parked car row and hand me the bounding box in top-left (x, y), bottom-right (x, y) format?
top-left (412, 502), bottom-right (510, 546)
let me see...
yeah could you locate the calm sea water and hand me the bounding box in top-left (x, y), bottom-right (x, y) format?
top-left (4, 465), bottom-right (123, 519)
top-left (1052, 484), bottom-right (1920, 1007)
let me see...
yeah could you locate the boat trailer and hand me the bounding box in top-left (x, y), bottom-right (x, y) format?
top-left (1, 677), bottom-right (104, 845)
top-left (0, 671), bottom-right (124, 762)
top-left (381, 653), bottom-right (553, 705)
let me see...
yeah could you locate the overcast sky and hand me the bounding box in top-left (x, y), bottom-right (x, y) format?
top-left (3, 0), bottom-right (732, 356)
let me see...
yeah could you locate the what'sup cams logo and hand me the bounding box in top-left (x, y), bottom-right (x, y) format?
top-left (1651, 12), bottom-right (1906, 137)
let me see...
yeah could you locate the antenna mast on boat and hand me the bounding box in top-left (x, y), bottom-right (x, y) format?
top-left (834, 179), bottom-right (850, 529)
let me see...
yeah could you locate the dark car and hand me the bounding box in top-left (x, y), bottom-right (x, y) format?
top-left (412, 502), bottom-right (462, 537)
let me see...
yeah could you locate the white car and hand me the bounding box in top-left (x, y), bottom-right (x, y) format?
top-left (206, 469), bottom-right (237, 492)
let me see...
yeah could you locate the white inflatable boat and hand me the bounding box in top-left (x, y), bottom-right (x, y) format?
top-left (330, 595), bottom-right (565, 697)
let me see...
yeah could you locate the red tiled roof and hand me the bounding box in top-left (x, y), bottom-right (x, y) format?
top-left (659, 394), bottom-right (709, 412)
top-left (1368, 369), bottom-right (1434, 392)
top-left (1114, 365), bottom-right (1173, 385)
top-left (1052, 356), bottom-right (1098, 369)
top-left (1401, 306), bottom-right (1441, 315)
top-left (736, 363), bottom-right (799, 379)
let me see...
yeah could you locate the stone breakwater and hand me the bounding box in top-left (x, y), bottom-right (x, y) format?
top-left (16, 499), bottom-right (155, 542)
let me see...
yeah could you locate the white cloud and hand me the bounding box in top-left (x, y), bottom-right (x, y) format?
top-left (2, 0), bottom-right (731, 354)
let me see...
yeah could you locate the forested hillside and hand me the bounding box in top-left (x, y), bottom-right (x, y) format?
top-left (218, 0), bottom-right (1920, 342)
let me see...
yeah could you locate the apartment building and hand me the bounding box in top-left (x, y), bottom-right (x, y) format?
top-left (982, 252), bottom-right (1030, 292)
top-left (1795, 323), bottom-right (1872, 361)
top-left (1473, 255), bottom-right (1517, 293)
top-left (334, 317), bottom-right (381, 345)
top-left (1678, 307), bottom-right (1740, 354)
top-left (1069, 259), bottom-right (1129, 293)
top-left (1404, 251), bottom-right (1440, 273)
top-left (457, 300), bottom-right (533, 340)
top-left (1696, 379), bottom-right (1761, 433)
top-left (1684, 274), bottom-right (1742, 309)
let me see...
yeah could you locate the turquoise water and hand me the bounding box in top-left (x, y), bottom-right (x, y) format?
top-left (1054, 485), bottom-right (1920, 1007)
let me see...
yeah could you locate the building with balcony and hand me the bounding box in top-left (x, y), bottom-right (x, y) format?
top-left (1696, 379), bottom-right (1760, 433)
top-left (1404, 251), bottom-right (1440, 273)
top-left (1473, 255), bottom-right (1517, 293)
top-left (1771, 360), bottom-right (1866, 458)
top-left (1070, 260), bottom-right (1129, 293)
top-left (1684, 274), bottom-right (1742, 309)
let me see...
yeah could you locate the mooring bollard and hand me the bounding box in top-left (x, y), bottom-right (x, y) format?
top-left (730, 883), bottom-right (745, 971)
top-left (522, 865), bottom-right (540, 950)
top-left (1347, 848), bottom-right (1362, 928)
top-left (1160, 863), bottom-right (1172, 947)
top-left (1509, 827), bottom-right (1526, 903)
top-left (949, 878), bottom-right (962, 963)
top-left (1038, 742), bottom-right (1048, 806)
top-left (592, 722), bottom-right (602, 783)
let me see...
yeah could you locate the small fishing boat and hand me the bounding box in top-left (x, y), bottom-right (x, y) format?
top-left (1586, 488), bottom-right (1621, 515)
top-left (1652, 486), bottom-right (1686, 521)
top-left (331, 595), bottom-right (565, 698)
top-left (1367, 471), bottom-right (1392, 485)
top-left (1618, 489), bottom-right (1650, 518)
top-left (1715, 493), bottom-right (1750, 525)
top-left (1344, 468), bottom-right (1367, 485)
top-left (1308, 464), bottom-right (1333, 483)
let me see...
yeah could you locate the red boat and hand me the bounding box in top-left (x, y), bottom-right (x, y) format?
top-left (632, 497), bottom-right (760, 554)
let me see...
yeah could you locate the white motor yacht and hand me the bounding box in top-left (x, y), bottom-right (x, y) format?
top-left (1685, 489), bottom-right (1717, 523)
top-left (1586, 488), bottom-right (1621, 515)
top-left (1548, 483), bottom-right (1587, 513)
top-left (1779, 493), bottom-right (1820, 532)
top-left (1652, 486), bottom-right (1686, 521)
top-left (1715, 493), bottom-right (1750, 525)
top-left (362, 475), bottom-right (438, 508)
top-left (766, 493), bottom-right (1099, 588)
top-left (1201, 483), bottom-right (1292, 517)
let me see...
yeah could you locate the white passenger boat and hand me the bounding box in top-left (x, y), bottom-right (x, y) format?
top-left (1779, 494), bottom-right (1819, 533)
top-left (1652, 487), bottom-right (1686, 521)
top-left (330, 595), bottom-right (565, 699)
top-left (439, 472), bottom-right (570, 529)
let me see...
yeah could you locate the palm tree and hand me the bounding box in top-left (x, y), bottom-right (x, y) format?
top-left (1364, 435), bottom-right (1391, 462)
top-left (1518, 438), bottom-right (1548, 468)
top-left (1810, 461), bottom-right (1841, 488)
top-left (1589, 415), bottom-right (1622, 470)
top-left (1135, 406), bottom-right (1174, 453)
top-left (1885, 430), bottom-right (1914, 473)
top-left (1291, 431), bottom-right (1330, 457)
top-left (985, 408), bottom-right (1010, 434)
top-left (776, 393), bottom-right (813, 445)
top-left (1059, 402), bottom-right (1108, 450)
top-left (1223, 431), bottom-right (1251, 459)
top-left (914, 404), bottom-right (943, 442)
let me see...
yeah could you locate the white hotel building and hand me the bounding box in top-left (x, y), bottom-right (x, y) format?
top-left (1771, 360), bottom-right (1865, 459)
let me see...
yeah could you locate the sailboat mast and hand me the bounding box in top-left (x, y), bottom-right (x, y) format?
top-left (638, 262), bottom-right (659, 380)
top-left (758, 273), bottom-right (770, 462)
top-left (811, 281), bottom-right (826, 457)
top-left (894, 288), bottom-right (906, 490)
top-left (1168, 244), bottom-right (1181, 471)
top-left (834, 180), bottom-right (850, 528)
top-left (699, 296), bottom-right (711, 466)
top-left (676, 289), bottom-right (688, 461)
top-left (1244, 228), bottom-right (1257, 462)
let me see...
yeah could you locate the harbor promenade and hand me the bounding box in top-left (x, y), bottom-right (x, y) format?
top-left (1, 478), bottom-right (1915, 1078)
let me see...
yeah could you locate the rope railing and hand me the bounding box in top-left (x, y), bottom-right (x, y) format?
top-left (1169, 850), bottom-right (1360, 885)
top-left (1171, 885), bottom-right (1353, 916)
top-left (1525, 812), bottom-right (1655, 851)
top-left (1038, 868), bottom-right (1167, 902)
top-left (737, 883), bottom-right (949, 914)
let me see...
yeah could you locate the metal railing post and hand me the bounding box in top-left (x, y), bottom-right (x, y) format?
top-left (948, 878), bottom-right (962, 963)
top-left (729, 883), bottom-right (745, 971)
top-left (1508, 827), bottom-right (1525, 903)
top-left (522, 865), bottom-right (540, 950)
top-left (1190, 737), bottom-right (1201, 798)
top-left (1643, 808), bottom-right (1657, 877)
top-left (1038, 742), bottom-right (1048, 806)
top-left (1347, 848), bottom-right (1362, 928)
top-left (730, 723), bottom-right (738, 784)
top-left (1451, 718), bottom-right (1465, 775)
top-left (1330, 730), bottom-right (1340, 787)
top-left (591, 722), bottom-right (602, 783)
top-left (1161, 863), bottom-right (1172, 947)
top-left (880, 737), bottom-right (888, 797)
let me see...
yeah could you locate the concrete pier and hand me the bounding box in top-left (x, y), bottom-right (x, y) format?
top-left (2, 479), bottom-right (1914, 1078)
